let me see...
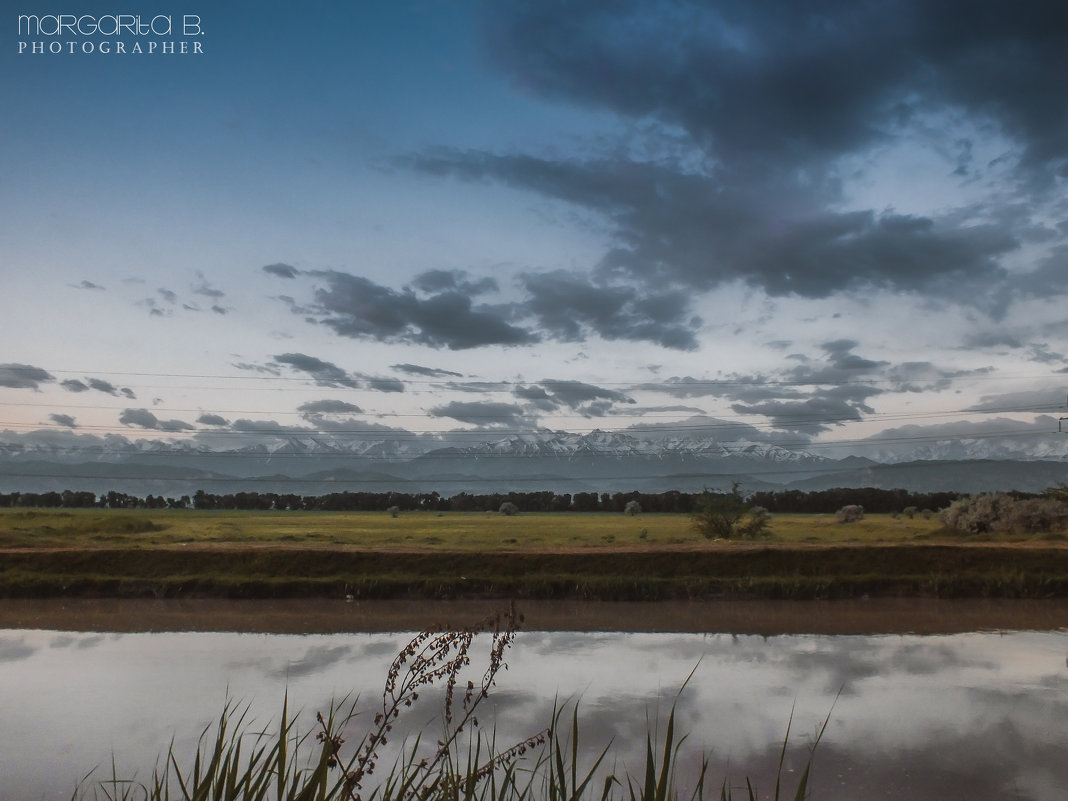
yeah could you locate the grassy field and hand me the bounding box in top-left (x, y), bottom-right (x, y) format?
top-left (0, 507), bottom-right (955, 550)
top-left (1, 508), bottom-right (1066, 600)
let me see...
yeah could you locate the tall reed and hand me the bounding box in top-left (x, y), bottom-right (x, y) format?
top-left (76, 604), bottom-right (822, 801)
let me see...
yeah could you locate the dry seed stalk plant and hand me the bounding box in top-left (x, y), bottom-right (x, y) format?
top-left (314, 601), bottom-right (548, 801)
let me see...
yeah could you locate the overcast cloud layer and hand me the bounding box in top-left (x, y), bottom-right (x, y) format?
top-left (2, 1), bottom-right (1066, 461)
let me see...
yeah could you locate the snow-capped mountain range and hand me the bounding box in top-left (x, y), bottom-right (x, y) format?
top-left (1, 427), bottom-right (1066, 495)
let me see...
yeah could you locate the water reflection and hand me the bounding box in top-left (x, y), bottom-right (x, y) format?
top-left (1, 625), bottom-right (1065, 801)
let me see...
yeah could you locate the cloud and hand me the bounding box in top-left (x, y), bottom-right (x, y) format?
top-left (627, 414), bottom-right (805, 446)
top-left (540, 379), bottom-right (634, 409)
top-left (263, 263), bottom-right (300, 279)
top-left (119, 408), bottom-right (194, 432)
top-left (306, 270), bottom-right (538, 350)
top-left (968, 388), bottom-right (1068, 414)
top-left (158, 288), bottom-right (178, 304)
top-left (391, 363), bottom-right (464, 378)
top-left (73, 280), bottom-right (104, 291)
top-left (272, 353), bottom-right (361, 388)
top-left (0, 364), bottom-right (54, 390)
top-left (521, 269), bottom-right (700, 349)
top-left (366, 376), bottom-right (405, 393)
top-left (192, 271), bottom-right (224, 299)
top-left (410, 269), bottom-right (498, 296)
top-left (197, 413), bottom-right (229, 426)
top-left (481, 0), bottom-right (1068, 176)
top-left (885, 362), bottom-right (994, 393)
top-left (428, 401), bottom-right (529, 428)
top-left (298, 400), bottom-right (364, 415)
top-left (512, 379), bottom-right (637, 418)
top-left (730, 390), bottom-right (874, 434)
top-left (395, 0), bottom-right (1068, 321)
top-left (411, 150), bottom-right (1018, 305)
top-left (49, 413), bottom-right (76, 428)
top-left (230, 419), bottom-right (301, 433)
top-left (61, 377), bottom-right (136, 398)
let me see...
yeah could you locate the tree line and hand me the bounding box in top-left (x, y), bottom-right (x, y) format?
top-left (0, 486), bottom-right (974, 514)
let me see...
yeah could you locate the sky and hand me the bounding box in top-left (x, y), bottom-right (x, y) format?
top-left (3, 0), bottom-right (1068, 460)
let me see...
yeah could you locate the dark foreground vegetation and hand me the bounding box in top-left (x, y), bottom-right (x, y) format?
top-left (0, 486), bottom-right (966, 514)
top-left (3, 486), bottom-right (1068, 601)
top-left (76, 605), bottom-right (825, 801)
top-left (4, 538), bottom-right (1068, 601)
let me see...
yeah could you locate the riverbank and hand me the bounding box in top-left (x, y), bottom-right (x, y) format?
top-left (3, 542), bottom-right (1068, 600)
top-left (4, 596), bottom-right (1068, 634)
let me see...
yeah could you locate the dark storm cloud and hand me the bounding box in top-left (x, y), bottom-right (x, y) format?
top-left (197, 413), bottom-right (229, 426)
top-left (61, 379), bottom-right (89, 392)
top-left (119, 408), bottom-right (194, 432)
top-left (428, 401), bottom-right (529, 428)
top-left (49, 413), bottom-right (76, 428)
top-left (263, 263), bottom-right (300, 279)
top-left (481, 0), bottom-right (1068, 174)
top-left (412, 150), bottom-right (1017, 302)
top-left (0, 364), bottom-right (54, 390)
top-left (391, 363), bottom-right (464, 378)
top-left (272, 353), bottom-right (361, 388)
top-left (306, 270), bottom-right (537, 350)
top-left (400, 0), bottom-right (1068, 310)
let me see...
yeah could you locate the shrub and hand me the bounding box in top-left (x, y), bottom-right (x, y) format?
top-left (940, 493), bottom-right (1068, 535)
top-left (624, 500), bottom-right (642, 516)
top-left (941, 493), bottom-right (1015, 534)
top-left (387, 505), bottom-right (400, 518)
top-left (835, 505), bottom-right (864, 523)
top-left (692, 485), bottom-right (771, 540)
top-left (737, 505), bottom-right (772, 539)
top-left (499, 501), bottom-right (520, 516)
top-left (902, 506), bottom-right (917, 519)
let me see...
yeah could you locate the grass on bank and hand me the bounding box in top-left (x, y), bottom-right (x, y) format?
top-left (0, 508), bottom-right (960, 551)
top-left (77, 605), bottom-right (826, 801)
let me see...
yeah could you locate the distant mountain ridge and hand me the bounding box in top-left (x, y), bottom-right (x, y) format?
top-left (0, 428), bottom-right (1066, 496)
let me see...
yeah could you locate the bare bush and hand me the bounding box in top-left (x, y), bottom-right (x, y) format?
top-left (387, 505), bottom-right (400, 518)
top-left (498, 501), bottom-right (520, 516)
top-left (624, 499), bottom-right (642, 516)
top-left (835, 505), bottom-right (865, 523)
top-left (738, 506), bottom-right (772, 539)
top-left (902, 506), bottom-right (917, 519)
top-left (940, 494), bottom-right (1015, 533)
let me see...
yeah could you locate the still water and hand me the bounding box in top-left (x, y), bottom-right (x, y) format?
top-left (1, 599), bottom-right (1067, 801)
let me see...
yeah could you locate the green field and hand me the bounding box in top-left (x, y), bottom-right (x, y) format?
top-left (1, 508), bottom-right (1066, 600)
top-left (0, 507), bottom-right (952, 549)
